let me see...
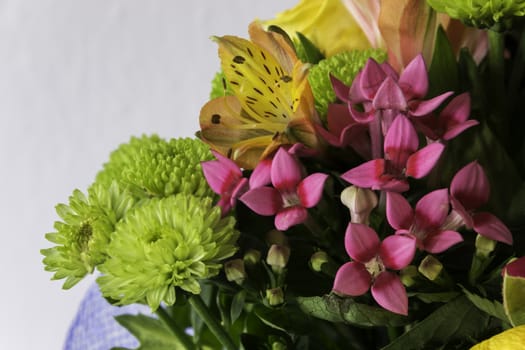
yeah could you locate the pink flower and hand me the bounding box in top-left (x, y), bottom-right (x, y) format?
top-left (341, 114), bottom-right (444, 192)
top-left (386, 189), bottom-right (463, 253)
top-left (413, 93), bottom-right (478, 142)
top-left (449, 161), bottom-right (513, 245)
top-left (201, 151), bottom-right (249, 215)
top-left (240, 148), bottom-right (328, 231)
top-left (333, 223), bottom-right (416, 315)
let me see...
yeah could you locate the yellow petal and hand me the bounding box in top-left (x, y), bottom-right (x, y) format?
top-left (470, 325), bottom-right (525, 350)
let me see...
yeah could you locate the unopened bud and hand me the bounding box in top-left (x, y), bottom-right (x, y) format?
top-left (340, 186), bottom-right (378, 225)
top-left (475, 234), bottom-right (496, 258)
top-left (310, 251), bottom-right (329, 272)
top-left (266, 287), bottom-right (285, 306)
top-left (418, 255), bottom-right (443, 281)
top-left (400, 265), bottom-right (419, 287)
top-left (224, 259), bottom-right (246, 285)
top-left (267, 244), bottom-right (290, 273)
top-left (266, 230), bottom-right (289, 246)
top-left (243, 249), bottom-right (261, 266)
top-left (271, 340), bottom-right (287, 350)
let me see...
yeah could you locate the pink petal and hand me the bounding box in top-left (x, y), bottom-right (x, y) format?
top-left (271, 148), bottom-right (302, 191)
top-left (377, 177), bottom-right (409, 193)
top-left (442, 93), bottom-right (471, 124)
top-left (442, 119), bottom-right (479, 141)
top-left (349, 103), bottom-right (375, 123)
top-left (414, 189), bottom-right (449, 230)
top-left (405, 142), bottom-right (444, 179)
top-left (341, 159), bottom-right (385, 189)
top-left (217, 197), bottom-right (233, 215)
top-left (423, 230), bottom-right (463, 254)
top-left (357, 58), bottom-right (387, 100)
top-left (371, 271), bottom-right (408, 315)
top-left (230, 177), bottom-right (249, 206)
top-left (330, 75), bottom-right (351, 102)
top-left (372, 77), bottom-right (407, 111)
top-left (473, 212), bottom-right (513, 245)
top-left (298, 173), bottom-right (328, 208)
top-left (504, 257), bottom-right (525, 278)
top-left (410, 92), bottom-right (454, 117)
top-left (450, 161), bottom-right (490, 210)
top-left (275, 206), bottom-right (308, 231)
top-left (398, 54), bottom-right (428, 99)
top-left (239, 187), bottom-right (281, 216)
top-left (450, 198), bottom-right (474, 229)
top-left (345, 223), bottom-right (380, 263)
top-left (379, 234), bottom-right (416, 270)
top-left (386, 192), bottom-right (414, 230)
top-left (342, 0), bottom-right (382, 48)
top-left (249, 158), bottom-right (272, 189)
top-left (332, 261), bottom-right (371, 296)
top-left (201, 158), bottom-right (241, 194)
top-left (384, 115), bottom-right (419, 169)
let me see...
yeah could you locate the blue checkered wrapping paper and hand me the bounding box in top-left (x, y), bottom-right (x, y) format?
top-left (64, 282), bottom-right (151, 350)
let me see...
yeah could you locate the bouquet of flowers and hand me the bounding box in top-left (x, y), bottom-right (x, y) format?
top-left (42, 0), bottom-right (525, 349)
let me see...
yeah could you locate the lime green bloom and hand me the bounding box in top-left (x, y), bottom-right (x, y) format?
top-left (97, 194), bottom-right (239, 311)
top-left (427, 0), bottom-right (525, 29)
top-left (308, 49), bottom-right (386, 117)
top-left (210, 71), bottom-right (234, 99)
top-left (41, 182), bottom-right (134, 289)
top-left (95, 135), bottom-right (215, 199)
top-left (263, 0), bottom-right (371, 57)
top-left (470, 325), bottom-right (525, 349)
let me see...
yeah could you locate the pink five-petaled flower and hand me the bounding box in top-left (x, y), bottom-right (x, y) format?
top-left (201, 150), bottom-right (249, 215)
top-left (449, 161), bottom-right (513, 245)
top-left (386, 189), bottom-right (463, 253)
top-left (240, 148), bottom-right (328, 231)
top-left (341, 114), bottom-right (444, 192)
top-left (333, 223), bottom-right (416, 315)
top-left (413, 93), bottom-right (479, 142)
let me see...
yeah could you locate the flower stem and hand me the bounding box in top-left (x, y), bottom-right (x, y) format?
top-left (189, 294), bottom-right (237, 350)
top-left (155, 306), bottom-right (194, 350)
top-left (487, 30), bottom-right (508, 143)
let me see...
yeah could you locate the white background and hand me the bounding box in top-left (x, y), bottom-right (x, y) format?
top-left (0, 1), bottom-right (296, 348)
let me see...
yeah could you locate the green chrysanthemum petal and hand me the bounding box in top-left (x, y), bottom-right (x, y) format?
top-left (427, 0), bottom-right (525, 29)
top-left (41, 182), bottom-right (135, 289)
top-left (308, 49), bottom-right (387, 118)
top-left (97, 194), bottom-right (239, 311)
top-left (210, 71), bottom-right (234, 99)
top-left (95, 135), bottom-right (215, 199)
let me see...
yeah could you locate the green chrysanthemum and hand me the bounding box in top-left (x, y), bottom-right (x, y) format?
top-left (95, 135), bottom-right (215, 199)
top-left (427, 0), bottom-right (525, 29)
top-left (41, 182), bottom-right (135, 289)
top-left (210, 71), bottom-right (234, 99)
top-left (308, 49), bottom-right (387, 118)
top-left (97, 194), bottom-right (239, 311)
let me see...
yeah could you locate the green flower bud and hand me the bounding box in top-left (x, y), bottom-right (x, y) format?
top-left (97, 194), bottom-right (239, 311)
top-left (310, 251), bottom-right (329, 272)
top-left (340, 186), bottom-right (378, 225)
top-left (418, 255), bottom-right (443, 281)
top-left (427, 0), bottom-right (525, 30)
top-left (95, 135), bottom-right (215, 199)
top-left (267, 245), bottom-right (291, 274)
top-left (224, 259), bottom-right (247, 285)
top-left (244, 249), bottom-right (262, 266)
top-left (266, 287), bottom-right (285, 306)
top-left (475, 234), bottom-right (497, 258)
top-left (41, 182), bottom-right (134, 289)
top-left (502, 257), bottom-right (525, 327)
top-left (266, 230), bottom-right (289, 246)
top-left (400, 265), bottom-right (419, 287)
top-left (308, 49), bottom-right (387, 117)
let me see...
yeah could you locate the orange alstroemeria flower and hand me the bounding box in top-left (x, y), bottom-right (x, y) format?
top-left (198, 22), bottom-right (320, 170)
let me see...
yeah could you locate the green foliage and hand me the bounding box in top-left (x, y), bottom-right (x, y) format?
top-left (308, 49), bottom-right (387, 118)
top-left (210, 71), bottom-right (234, 100)
top-left (95, 135), bottom-right (215, 199)
top-left (427, 26), bottom-right (459, 97)
top-left (97, 194), bottom-right (239, 310)
top-left (295, 32), bottom-right (324, 64)
top-left (41, 182), bottom-right (134, 289)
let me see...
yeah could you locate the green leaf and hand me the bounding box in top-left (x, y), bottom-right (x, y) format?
top-left (381, 296), bottom-right (489, 350)
top-left (254, 304), bottom-right (311, 334)
top-left (460, 286), bottom-right (509, 322)
top-left (428, 26), bottom-right (459, 97)
top-left (114, 314), bottom-right (188, 350)
top-left (297, 294), bottom-right (408, 327)
top-left (230, 290), bottom-right (246, 324)
top-left (408, 291), bottom-right (460, 304)
top-left (503, 273), bottom-right (525, 326)
top-left (296, 32), bottom-right (325, 64)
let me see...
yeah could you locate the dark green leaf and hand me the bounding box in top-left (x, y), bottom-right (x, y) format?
top-left (254, 304), bottom-right (311, 334)
top-left (460, 286), bottom-right (509, 322)
top-left (428, 26), bottom-right (459, 96)
top-left (296, 32), bottom-right (325, 64)
top-left (114, 314), bottom-right (187, 350)
top-left (230, 290), bottom-right (246, 324)
top-left (297, 294), bottom-right (408, 327)
top-left (408, 291), bottom-right (460, 304)
top-left (381, 296), bottom-right (489, 350)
